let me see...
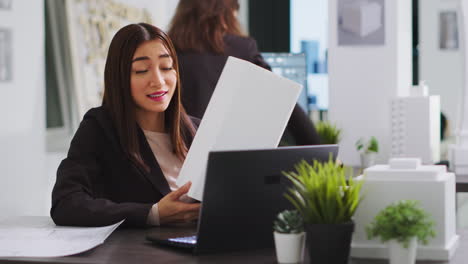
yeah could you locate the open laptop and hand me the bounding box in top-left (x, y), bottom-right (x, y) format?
top-left (146, 145), bottom-right (338, 254)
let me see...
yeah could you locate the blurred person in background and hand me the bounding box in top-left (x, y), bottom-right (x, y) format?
top-left (168, 0), bottom-right (321, 146)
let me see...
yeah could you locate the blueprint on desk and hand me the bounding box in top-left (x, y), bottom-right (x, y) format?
top-left (0, 216), bottom-right (123, 257)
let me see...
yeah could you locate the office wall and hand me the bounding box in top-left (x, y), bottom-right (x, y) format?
top-left (0, 1), bottom-right (46, 217)
top-left (238, 0), bottom-right (249, 33)
top-left (147, 0), bottom-right (178, 30)
top-left (419, 0), bottom-right (462, 132)
top-left (328, 0), bottom-right (412, 165)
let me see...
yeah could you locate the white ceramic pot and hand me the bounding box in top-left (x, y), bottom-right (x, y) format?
top-left (360, 152), bottom-right (377, 168)
top-left (273, 231), bottom-right (306, 263)
top-left (388, 237), bottom-right (417, 264)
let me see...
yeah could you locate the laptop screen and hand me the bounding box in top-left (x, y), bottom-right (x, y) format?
top-left (195, 145), bottom-right (338, 254)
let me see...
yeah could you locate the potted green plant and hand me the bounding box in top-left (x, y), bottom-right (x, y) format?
top-left (273, 210), bottom-right (306, 263)
top-left (356, 136), bottom-right (379, 168)
top-left (366, 200), bottom-right (436, 264)
top-left (316, 121), bottom-right (342, 144)
top-left (283, 158), bottom-right (363, 264)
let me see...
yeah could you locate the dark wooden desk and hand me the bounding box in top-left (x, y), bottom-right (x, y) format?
top-left (352, 230), bottom-right (467, 264)
top-left (1, 228), bottom-right (467, 264)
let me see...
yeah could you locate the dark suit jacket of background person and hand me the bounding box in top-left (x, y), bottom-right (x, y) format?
top-left (177, 34), bottom-right (321, 145)
top-left (50, 106), bottom-right (200, 228)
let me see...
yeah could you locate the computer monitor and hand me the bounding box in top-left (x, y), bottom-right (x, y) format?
top-left (261, 52), bottom-right (309, 113)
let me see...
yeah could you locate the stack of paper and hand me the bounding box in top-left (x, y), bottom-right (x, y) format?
top-left (0, 216), bottom-right (123, 257)
top-left (177, 56), bottom-right (302, 200)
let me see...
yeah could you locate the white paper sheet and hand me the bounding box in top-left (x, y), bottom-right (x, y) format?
top-left (0, 216), bottom-right (123, 257)
top-left (177, 56), bottom-right (302, 200)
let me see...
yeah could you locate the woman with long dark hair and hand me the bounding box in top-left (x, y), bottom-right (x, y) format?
top-left (51, 23), bottom-right (200, 227)
top-left (168, 0), bottom-right (321, 145)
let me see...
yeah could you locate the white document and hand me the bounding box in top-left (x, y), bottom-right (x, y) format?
top-left (177, 56), bottom-right (302, 200)
top-left (0, 216), bottom-right (123, 257)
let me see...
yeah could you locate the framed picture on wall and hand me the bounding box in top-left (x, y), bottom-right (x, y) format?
top-left (0, 0), bottom-right (12, 10)
top-left (439, 10), bottom-right (459, 50)
top-left (65, 0), bottom-right (156, 118)
top-left (0, 28), bottom-right (12, 82)
top-left (338, 0), bottom-right (386, 46)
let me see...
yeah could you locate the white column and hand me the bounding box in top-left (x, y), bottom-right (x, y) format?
top-left (449, 0), bottom-right (468, 174)
top-left (459, 0), bottom-right (468, 141)
top-left (419, 0), bottom-right (462, 130)
top-left (328, 0), bottom-right (412, 166)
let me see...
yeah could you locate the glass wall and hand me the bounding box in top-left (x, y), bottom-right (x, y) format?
top-left (290, 0), bottom-right (328, 119)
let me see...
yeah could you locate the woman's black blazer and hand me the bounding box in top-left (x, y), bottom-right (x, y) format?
top-left (177, 34), bottom-right (321, 145)
top-left (50, 106), bottom-right (199, 227)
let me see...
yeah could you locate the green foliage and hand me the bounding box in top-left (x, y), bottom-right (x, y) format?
top-left (366, 200), bottom-right (436, 248)
top-left (316, 122), bottom-right (342, 144)
top-left (283, 158), bottom-right (363, 224)
top-left (356, 136), bottom-right (379, 154)
top-left (273, 210), bottom-right (304, 234)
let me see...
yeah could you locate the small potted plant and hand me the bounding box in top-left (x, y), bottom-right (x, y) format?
top-left (366, 200), bottom-right (436, 264)
top-left (316, 121), bottom-right (342, 144)
top-left (273, 210), bottom-right (306, 263)
top-left (283, 158), bottom-right (363, 264)
top-left (356, 136), bottom-right (379, 168)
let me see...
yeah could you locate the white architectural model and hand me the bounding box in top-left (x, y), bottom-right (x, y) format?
top-left (391, 82), bottom-right (441, 164)
top-left (449, 0), bottom-right (468, 175)
top-left (352, 158), bottom-right (459, 260)
top-left (341, 0), bottom-right (382, 37)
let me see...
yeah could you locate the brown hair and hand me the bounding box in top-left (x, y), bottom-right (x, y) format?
top-left (168, 0), bottom-right (243, 54)
top-left (102, 23), bottom-right (195, 171)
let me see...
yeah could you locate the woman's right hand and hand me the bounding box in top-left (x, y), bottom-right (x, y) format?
top-left (158, 182), bottom-right (201, 224)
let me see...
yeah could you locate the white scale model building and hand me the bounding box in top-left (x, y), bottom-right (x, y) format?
top-left (352, 158), bottom-right (459, 261)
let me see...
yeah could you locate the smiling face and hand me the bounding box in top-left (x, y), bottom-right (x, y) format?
top-left (130, 39), bottom-right (177, 127)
